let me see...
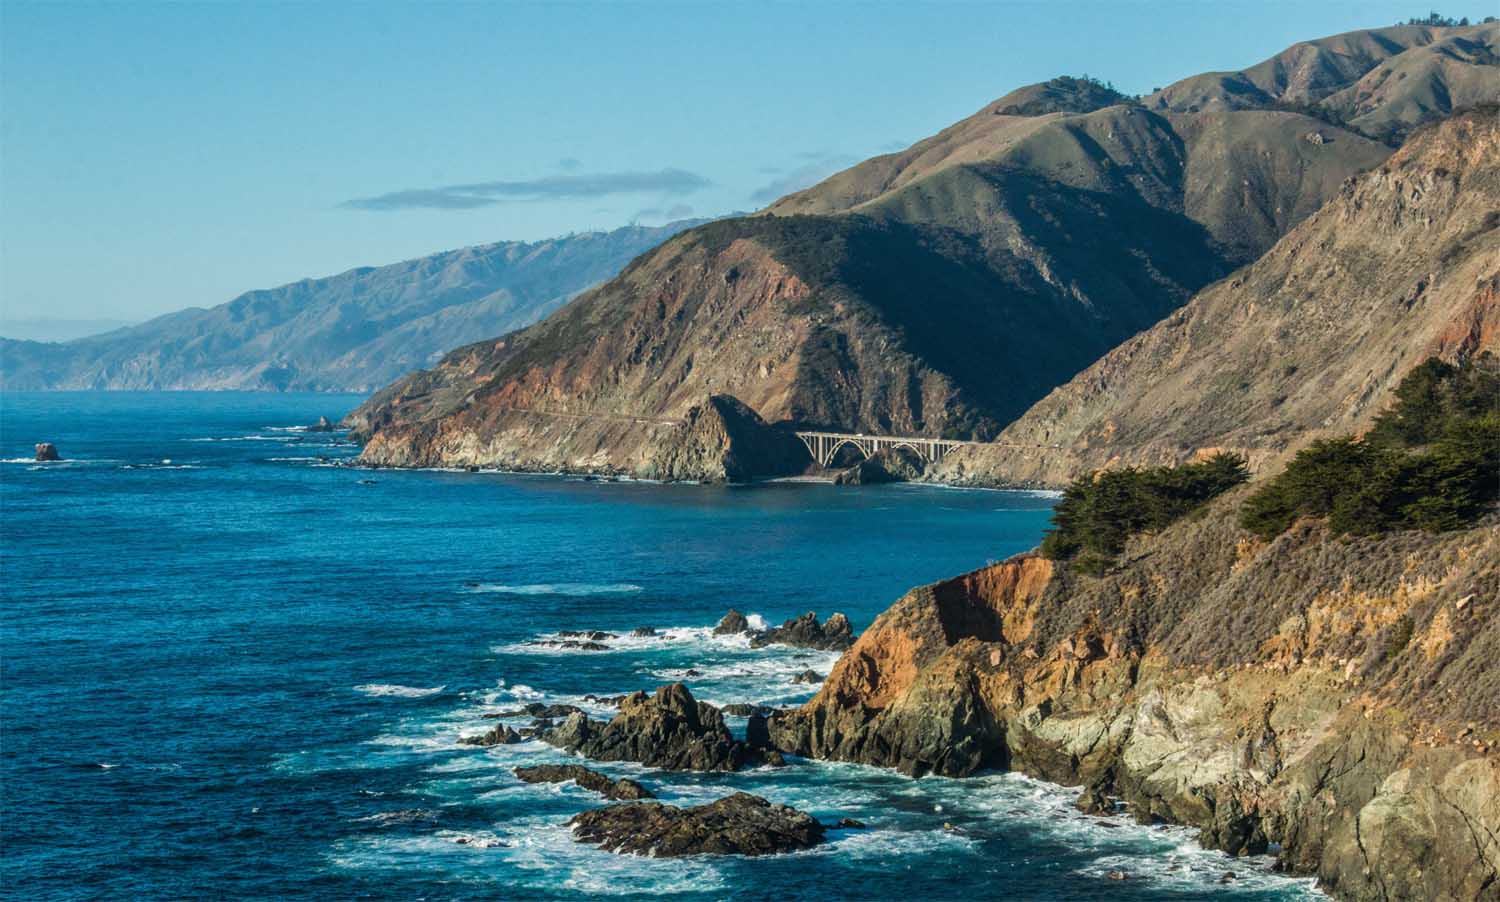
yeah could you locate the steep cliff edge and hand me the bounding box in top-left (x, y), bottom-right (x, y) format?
top-left (770, 495), bottom-right (1499, 900)
top-left (932, 107), bottom-right (1500, 488)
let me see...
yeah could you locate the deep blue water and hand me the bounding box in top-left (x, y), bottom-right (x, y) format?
top-left (1, 393), bottom-right (1320, 900)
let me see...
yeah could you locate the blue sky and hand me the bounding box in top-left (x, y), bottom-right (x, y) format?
top-left (0, 1), bottom-right (1462, 323)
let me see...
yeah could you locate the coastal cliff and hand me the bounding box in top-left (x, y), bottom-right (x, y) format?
top-left (770, 495), bottom-right (1499, 899)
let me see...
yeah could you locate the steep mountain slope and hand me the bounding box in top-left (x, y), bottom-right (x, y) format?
top-left (932, 107), bottom-right (1500, 487)
top-left (1145, 22), bottom-right (1499, 143)
top-left (0, 220), bottom-right (703, 392)
top-left (349, 83), bottom-right (1391, 474)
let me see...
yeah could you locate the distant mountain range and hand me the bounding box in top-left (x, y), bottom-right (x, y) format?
top-left (349, 22), bottom-right (1496, 476)
top-left (0, 219), bottom-right (705, 392)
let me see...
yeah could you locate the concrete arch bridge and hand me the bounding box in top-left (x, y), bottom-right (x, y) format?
top-left (793, 431), bottom-right (973, 467)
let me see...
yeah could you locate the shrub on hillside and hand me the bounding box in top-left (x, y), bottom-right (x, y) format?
top-left (1041, 452), bottom-right (1249, 574)
top-left (1240, 354), bottom-right (1500, 540)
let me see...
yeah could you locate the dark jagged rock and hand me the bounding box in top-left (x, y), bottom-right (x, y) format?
top-left (459, 723), bottom-right (522, 747)
top-left (1075, 779), bottom-right (1116, 815)
top-left (830, 817), bottom-right (867, 829)
top-left (533, 639), bottom-right (609, 651)
top-left (793, 669), bottom-right (825, 684)
top-left (307, 416), bottom-right (336, 432)
top-left (721, 703), bottom-right (775, 717)
top-left (490, 703), bottom-right (586, 720)
top-left (543, 683), bottom-right (754, 772)
top-left (750, 612), bottom-right (855, 651)
top-left (713, 609), bottom-right (750, 635)
top-left (630, 627), bottom-right (657, 637)
top-left (583, 694), bottom-right (630, 708)
top-left (512, 765), bottom-right (653, 800)
top-left (559, 630), bottom-right (617, 641)
top-left (34, 443), bottom-right (60, 462)
top-left (568, 792), bottom-right (826, 857)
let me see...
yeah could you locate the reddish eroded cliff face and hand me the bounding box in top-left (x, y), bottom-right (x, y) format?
top-left (770, 496), bottom-right (1499, 901)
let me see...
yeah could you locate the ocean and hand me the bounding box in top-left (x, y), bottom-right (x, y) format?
top-left (0, 392), bottom-right (1321, 900)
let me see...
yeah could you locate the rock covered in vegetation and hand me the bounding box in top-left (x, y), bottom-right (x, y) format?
top-left (568, 792), bottom-right (826, 857)
top-left (769, 496), bottom-right (1500, 901)
top-left (33, 443), bottom-right (60, 462)
top-left (750, 612), bottom-right (855, 651)
top-left (512, 764), bottom-right (653, 800)
top-left (543, 683), bottom-right (760, 771)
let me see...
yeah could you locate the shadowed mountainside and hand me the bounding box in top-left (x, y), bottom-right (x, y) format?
top-left (0, 220), bottom-right (705, 392)
top-left (931, 107), bottom-right (1500, 487)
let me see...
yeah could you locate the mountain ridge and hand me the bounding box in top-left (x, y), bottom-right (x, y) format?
top-left (0, 219), bottom-right (707, 392)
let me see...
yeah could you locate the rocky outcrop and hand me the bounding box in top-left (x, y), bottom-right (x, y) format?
top-left (568, 792), bottom-right (826, 857)
top-left (512, 764), bottom-right (653, 800)
top-left (644, 395), bottom-right (811, 482)
top-left (713, 610), bottom-right (750, 635)
top-left (33, 443), bottom-right (60, 462)
top-left (769, 498), bottom-right (1499, 901)
top-left (544, 683), bottom-right (760, 772)
top-left (459, 723), bottom-right (522, 747)
top-left (750, 612), bottom-right (855, 651)
top-left (933, 108), bottom-right (1500, 488)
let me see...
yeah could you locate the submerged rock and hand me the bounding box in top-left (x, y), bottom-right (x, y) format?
top-left (532, 639), bottom-right (610, 651)
top-left (713, 609), bottom-right (750, 635)
top-left (750, 612), bottom-right (855, 651)
top-left (569, 792), bottom-right (826, 857)
top-left (512, 764), bottom-right (653, 800)
top-left (630, 627), bottom-right (658, 637)
top-left (34, 443), bottom-right (60, 462)
top-left (543, 683), bottom-right (763, 771)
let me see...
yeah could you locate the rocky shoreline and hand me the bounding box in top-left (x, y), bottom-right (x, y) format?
top-left (470, 500), bottom-right (1496, 899)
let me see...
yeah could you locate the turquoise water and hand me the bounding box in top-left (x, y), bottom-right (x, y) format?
top-left (1, 393), bottom-right (1320, 900)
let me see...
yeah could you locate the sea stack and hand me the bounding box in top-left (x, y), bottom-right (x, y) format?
top-left (34, 443), bottom-right (60, 462)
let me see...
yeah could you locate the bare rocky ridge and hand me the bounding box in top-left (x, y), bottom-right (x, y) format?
top-left (932, 107), bottom-right (1500, 487)
top-left (0, 220), bottom-right (704, 392)
top-left (543, 683), bottom-right (772, 772)
top-left (768, 496), bottom-right (1499, 900)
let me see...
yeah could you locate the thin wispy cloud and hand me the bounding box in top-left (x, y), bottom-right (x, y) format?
top-left (341, 168), bottom-right (712, 211)
top-left (749, 152), bottom-right (856, 205)
top-left (632, 203), bottom-right (697, 222)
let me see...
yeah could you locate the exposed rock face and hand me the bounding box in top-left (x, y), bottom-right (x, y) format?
top-left (544, 683), bottom-right (755, 772)
top-left (568, 792), bottom-right (826, 857)
top-left (645, 395), bottom-right (811, 482)
top-left (307, 416), bottom-right (336, 432)
top-left (769, 498), bottom-right (1500, 901)
top-left (713, 610), bottom-right (750, 635)
top-left (33, 443), bottom-right (60, 462)
top-left (750, 612), bottom-right (855, 651)
top-left (833, 447), bottom-right (926, 485)
top-left (512, 764), bottom-right (653, 800)
top-left (347, 28), bottom-right (1407, 477)
top-left (0, 219), bottom-right (706, 392)
top-left (933, 108), bottom-right (1500, 488)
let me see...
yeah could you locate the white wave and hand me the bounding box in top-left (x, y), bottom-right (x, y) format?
top-left (187, 434), bottom-right (287, 443)
top-left (354, 684), bottom-right (446, 698)
top-left (464, 582), bottom-right (643, 596)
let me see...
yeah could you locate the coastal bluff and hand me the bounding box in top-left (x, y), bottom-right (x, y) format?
top-left (770, 494), bottom-right (1499, 901)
